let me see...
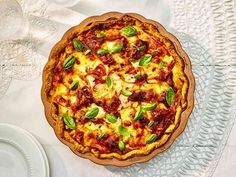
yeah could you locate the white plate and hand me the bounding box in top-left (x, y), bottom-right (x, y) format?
top-left (0, 123), bottom-right (49, 177)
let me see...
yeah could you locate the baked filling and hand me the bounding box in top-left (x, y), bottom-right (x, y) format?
top-left (47, 15), bottom-right (189, 159)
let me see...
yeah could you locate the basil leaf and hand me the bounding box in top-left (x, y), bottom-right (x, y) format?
top-left (130, 59), bottom-right (136, 64)
top-left (120, 26), bottom-right (137, 37)
top-left (106, 76), bottom-right (112, 88)
top-left (134, 74), bottom-right (140, 80)
top-left (97, 48), bottom-right (109, 55)
top-left (73, 39), bottom-right (83, 52)
top-left (121, 91), bottom-right (132, 97)
top-left (139, 54), bottom-right (152, 66)
top-left (63, 113), bottom-right (76, 130)
top-left (137, 45), bottom-right (145, 51)
top-left (142, 103), bottom-right (158, 111)
top-left (118, 125), bottom-right (130, 137)
top-left (110, 45), bottom-right (123, 54)
top-left (96, 32), bottom-right (105, 38)
top-left (85, 49), bottom-right (91, 55)
top-left (166, 87), bottom-right (175, 106)
top-left (133, 107), bottom-right (145, 121)
top-left (70, 80), bottom-right (79, 90)
top-left (147, 120), bottom-right (154, 127)
top-left (97, 132), bottom-right (104, 140)
top-left (146, 134), bottom-right (157, 144)
top-left (63, 55), bottom-right (76, 70)
top-left (106, 114), bottom-right (117, 123)
top-left (159, 61), bottom-right (164, 68)
top-left (85, 107), bottom-right (99, 118)
top-left (118, 141), bottom-right (125, 150)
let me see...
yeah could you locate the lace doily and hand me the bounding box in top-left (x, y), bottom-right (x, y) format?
top-left (0, 0), bottom-right (56, 98)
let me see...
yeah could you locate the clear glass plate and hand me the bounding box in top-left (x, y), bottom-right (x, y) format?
top-left (104, 0), bottom-right (236, 177)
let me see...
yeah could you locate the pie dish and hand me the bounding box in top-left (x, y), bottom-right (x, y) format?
top-left (41, 12), bottom-right (195, 166)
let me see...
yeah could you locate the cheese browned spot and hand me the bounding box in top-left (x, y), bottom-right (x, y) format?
top-left (48, 15), bottom-right (188, 159)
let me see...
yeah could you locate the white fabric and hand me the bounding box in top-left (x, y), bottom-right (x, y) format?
top-left (0, 0), bottom-right (235, 177)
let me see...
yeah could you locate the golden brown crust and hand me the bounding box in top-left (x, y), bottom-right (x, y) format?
top-left (41, 12), bottom-right (195, 166)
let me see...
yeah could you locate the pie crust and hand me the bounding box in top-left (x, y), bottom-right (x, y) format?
top-left (41, 12), bottom-right (195, 166)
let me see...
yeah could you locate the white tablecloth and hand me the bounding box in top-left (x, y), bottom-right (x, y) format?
top-left (0, 0), bottom-right (235, 176)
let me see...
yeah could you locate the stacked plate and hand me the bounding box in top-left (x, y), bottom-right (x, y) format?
top-left (0, 123), bottom-right (49, 177)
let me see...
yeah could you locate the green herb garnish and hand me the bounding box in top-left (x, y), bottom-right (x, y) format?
top-left (73, 39), bottom-right (83, 52)
top-left (85, 107), bottom-right (99, 118)
top-left (146, 134), bottom-right (157, 144)
top-left (63, 113), bottom-right (76, 130)
top-left (166, 87), bottom-right (175, 106)
top-left (120, 26), bottom-right (137, 37)
top-left (106, 76), bottom-right (112, 88)
top-left (96, 32), bottom-right (105, 38)
top-left (106, 114), bottom-right (118, 123)
top-left (63, 55), bottom-right (75, 70)
top-left (85, 49), bottom-right (91, 55)
top-left (118, 125), bottom-right (130, 137)
top-left (139, 54), bottom-right (152, 66)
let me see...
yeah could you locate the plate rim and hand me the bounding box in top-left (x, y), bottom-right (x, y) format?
top-left (0, 123), bottom-right (50, 177)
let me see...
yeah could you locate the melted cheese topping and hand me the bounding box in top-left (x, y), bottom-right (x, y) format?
top-left (48, 15), bottom-right (189, 159)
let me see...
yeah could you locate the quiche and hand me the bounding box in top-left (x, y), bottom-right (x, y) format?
top-left (41, 12), bottom-right (194, 166)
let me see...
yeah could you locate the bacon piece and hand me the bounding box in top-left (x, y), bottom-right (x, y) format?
top-left (73, 86), bottom-right (94, 110)
top-left (54, 96), bottom-right (69, 107)
top-left (122, 39), bottom-right (148, 60)
top-left (88, 132), bottom-right (96, 139)
top-left (103, 135), bottom-right (118, 151)
top-left (145, 90), bottom-right (158, 102)
top-left (94, 99), bottom-right (104, 107)
top-left (53, 62), bottom-right (66, 83)
top-left (157, 93), bottom-right (166, 102)
top-left (129, 91), bottom-right (146, 102)
top-left (114, 112), bottom-right (121, 119)
top-left (68, 78), bottom-right (73, 84)
top-left (166, 72), bottom-right (174, 86)
top-left (139, 117), bottom-right (149, 127)
top-left (124, 121), bottom-right (132, 126)
top-left (53, 73), bottom-right (64, 83)
top-left (90, 118), bottom-right (105, 124)
top-left (125, 66), bottom-right (136, 74)
top-left (95, 24), bottom-right (108, 30)
top-left (105, 35), bottom-right (123, 41)
top-left (98, 54), bottom-right (116, 66)
top-left (87, 64), bottom-right (106, 83)
top-left (81, 86), bottom-right (93, 100)
top-left (151, 119), bottom-right (174, 136)
top-left (86, 54), bottom-right (96, 61)
top-left (152, 108), bottom-right (175, 122)
top-left (104, 97), bottom-right (121, 113)
top-left (84, 34), bottom-right (104, 51)
top-left (120, 38), bottom-right (132, 58)
top-left (54, 62), bottom-right (63, 73)
top-left (73, 129), bottom-right (84, 143)
top-left (151, 108), bottom-right (175, 135)
top-left (94, 79), bottom-right (106, 85)
top-left (167, 60), bottom-right (175, 71)
top-left (155, 70), bottom-right (174, 86)
top-left (152, 50), bottom-right (164, 62)
top-left (134, 74), bottom-right (148, 85)
top-left (132, 40), bottom-right (148, 60)
top-left (157, 70), bottom-right (168, 81)
top-left (148, 38), bottom-right (164, 49)
top-left (162, 47), bottom-right (170, 56)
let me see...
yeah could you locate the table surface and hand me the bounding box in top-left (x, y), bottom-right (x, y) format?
top-left (0, 0), bottom-right (236, 177)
